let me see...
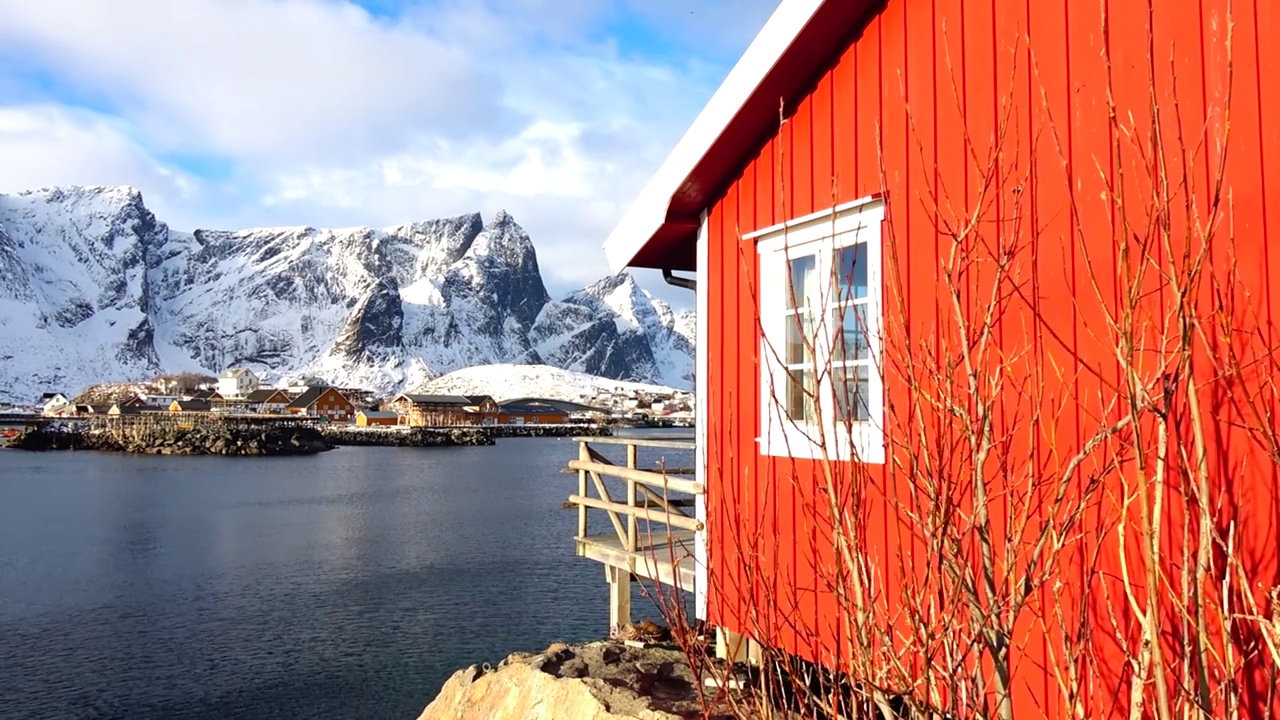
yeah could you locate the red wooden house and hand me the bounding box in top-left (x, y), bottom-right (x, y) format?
top-left (603, 0), bottom-right (1279, 717)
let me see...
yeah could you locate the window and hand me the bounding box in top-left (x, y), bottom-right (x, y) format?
top-left (754, 197), bottom-right (885, 463)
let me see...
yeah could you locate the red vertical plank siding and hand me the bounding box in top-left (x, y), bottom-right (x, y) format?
top-left (831, 44), bottom-right (857, 202)
top-left (790, 93), bottom-right (816, 219)
top-left (811, 71), bottom-right (836, 210)
top-left (696, 0), bottom-right (1279, 716)
top-left (713, 195), bottom-right (732, 635)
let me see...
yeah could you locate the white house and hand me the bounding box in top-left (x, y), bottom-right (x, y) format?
top-left (217, 368), bottom-right (260, 398)
top-left (39, 392), bottom-right (71, 416)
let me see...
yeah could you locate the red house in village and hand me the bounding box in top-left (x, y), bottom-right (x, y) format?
top-left (603, 0), bottom-right (1278, 717)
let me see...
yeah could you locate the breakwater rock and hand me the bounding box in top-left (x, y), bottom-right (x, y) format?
top-left (491, 424), bottom-right (614, 439)
top-left (5, 425), bottom-right (333, 456)
top-left (418, 641), bottom-right (709, 720)
top-left (319, 426), bottom-right (495, 447)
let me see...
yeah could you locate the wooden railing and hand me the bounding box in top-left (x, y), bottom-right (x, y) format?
top-left (566, 434), bottom-right (700, 632)
top-left (569, 435), bottom-right (702, 549)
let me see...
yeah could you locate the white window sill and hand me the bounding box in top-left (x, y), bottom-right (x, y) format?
top-left (757, 424), bottom-right (885, 464)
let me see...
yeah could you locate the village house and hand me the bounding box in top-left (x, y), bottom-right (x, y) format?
top-left (384, 394), bottom-right (473, 427)
top-left (135, 393), bottom-right (181, 408)
top-left (462, 395), bottom-right (500, 425)
top-left (591, 0), bottom-right (1279, 717)
top-left (168, 399), bottom-right (211, 413)
top-left (284, 377), bottom-right (327, 395)
top-left (241, 389), bottom-right (291, 414)
top-left (216, 368), bottom-right (260, 398)
top-left (186, 389), bottom-right (224, 403)
top-left (286, 387), bottom-right (354, 423)
top-left (355, 410), bottom-right (399, 427)
top-left (39, 392), bottom-right (71, 416)
top-left (335, 387), bottom-right (376, 408)
top-left (497, 399), bottom-right (570, 425)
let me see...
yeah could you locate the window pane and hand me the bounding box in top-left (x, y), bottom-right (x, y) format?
top-left (786, 369), bottom-right (815, 424)
top-left (834, 305), bottom-right (869, 361)
top-left (834, 365), bottom-right (872, 422)
top-left (835, 243), bottom-right (868, 301)
top-left (785, 312), bottom-right (814, 365)
top-left (787, 254), bottom-right (816, 309)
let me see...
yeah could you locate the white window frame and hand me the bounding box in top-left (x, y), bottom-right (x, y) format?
top-left (752, 195), bottom-right (886, 464)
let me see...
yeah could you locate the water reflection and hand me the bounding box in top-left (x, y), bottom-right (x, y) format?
top-left (0, 439), bottom-right (682, 719)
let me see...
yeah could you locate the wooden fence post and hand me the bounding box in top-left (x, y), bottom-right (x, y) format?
top-left (577, 441), bottom-right (589, 541)
top-left (625, 443), bottom-right (638, 554)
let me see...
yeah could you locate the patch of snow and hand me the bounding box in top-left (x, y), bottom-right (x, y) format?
top-left (417, 364), bottom-right (677, 404)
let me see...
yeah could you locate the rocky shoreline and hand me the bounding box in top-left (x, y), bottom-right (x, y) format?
top-left (4, 424), bottom-right (333, 456)
top-left (320, 426), bottom-right (495, 447)
top-left (318, 424), bottom-right (614, 447)
top-left (492, 424), bottom-right (614, 438)
top-left (2, 421), bottom-right (619, 456)
top-left (418, 639), bottom-right (737, 720)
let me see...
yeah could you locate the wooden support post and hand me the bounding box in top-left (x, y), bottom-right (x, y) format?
top-left (625, 442), bottom-right (638, 552)
top-left (577, 442), bottom-right (590, 541)
top-left (607, 565), bottom-right (631, 634)
top-left (715, 628), bottom-right (762, 665)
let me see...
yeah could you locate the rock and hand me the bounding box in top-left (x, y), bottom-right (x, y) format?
top-left (3, 421), bottom-right (334, 456)
top-left (416, 662), bottom-right (680, 720)
top-left (319, 426), bottom-right (495, 448)
top-left (416, 640), bottom-right (728, 720)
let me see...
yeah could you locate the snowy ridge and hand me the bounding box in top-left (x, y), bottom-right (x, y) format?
top-left (0, 186), bottom-right (694, 403)
top-left (416, 364), bottom-right (677, 404)
top-left (531, 273), bottom-right (695, 389)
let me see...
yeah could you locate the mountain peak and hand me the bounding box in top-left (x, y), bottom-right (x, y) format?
top-left (486, 209), bottom-right (516, 228)
top-left (578, 272), bottom-right (646, 307)
top-left (14, 184), bottom-right (145, 207)
top-left (0, 187), bottom-right (694, 401)
top-left (468, 210), bottom-right (537, 262)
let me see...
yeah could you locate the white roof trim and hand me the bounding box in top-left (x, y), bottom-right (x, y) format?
top-left (602, 0), bottom-right (826, 272)
top-left (740, 193), bottom-right (884, 240)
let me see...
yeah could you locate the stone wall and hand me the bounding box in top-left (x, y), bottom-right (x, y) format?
top-left (4, 425), bottom-right (332, 456)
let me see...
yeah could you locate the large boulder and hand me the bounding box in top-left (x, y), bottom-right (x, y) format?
top-left (417, 642), bottom-right (700, 720)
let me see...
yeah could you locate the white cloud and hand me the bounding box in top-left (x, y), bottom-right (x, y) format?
top-left (0, 105), bottom-right (200, 226)
top-left (0, 0), bottom-right (784, 303)
top-left (0, 0), bottom-right (505, 165)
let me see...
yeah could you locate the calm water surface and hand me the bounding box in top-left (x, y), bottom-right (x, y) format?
top-left (0, 438), bottom-right (687, 719)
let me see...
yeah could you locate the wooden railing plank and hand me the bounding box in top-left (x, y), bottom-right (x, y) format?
top-left (567, 495), bottom-right (704, 532)
top-left (567, 460), bottom-right (704, 495)
top-left (625, 444), bottom-right (638, 553)
top-left (577, 442), bottom-right (588, 540)
top-left (570, 436), bottom-right (695, 450)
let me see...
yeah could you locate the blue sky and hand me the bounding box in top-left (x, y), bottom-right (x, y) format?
top-left (0, 0), bottom-right (781, 303)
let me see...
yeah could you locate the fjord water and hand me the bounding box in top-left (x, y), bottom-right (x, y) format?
top-left (0, 438), bottom-right (688, 719)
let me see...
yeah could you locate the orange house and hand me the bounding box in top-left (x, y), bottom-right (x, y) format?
top-left (286, 387), bottom-right (354, 423)
top-left (603, 1), bottom-right (1279, 718)
top-left (356, 410), bottom-right (400, 427)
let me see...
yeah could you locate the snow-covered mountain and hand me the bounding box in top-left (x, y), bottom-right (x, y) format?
top-left (531, 273), bottom-right (695, 389)
top-left (417, 364), bottom-right (678, 404)
top-left (0, 186), bottom-right (695, 403)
